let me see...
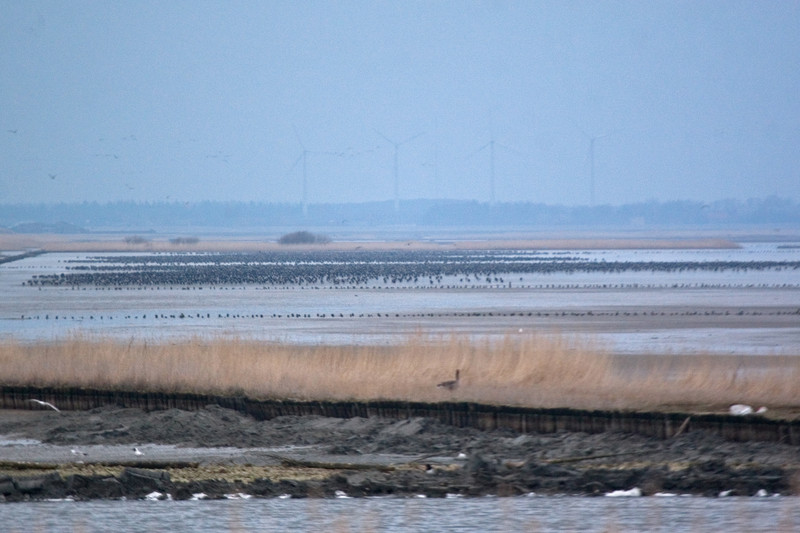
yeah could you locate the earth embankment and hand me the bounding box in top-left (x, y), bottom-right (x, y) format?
top-left (1, 388), bottom-right (799, 501)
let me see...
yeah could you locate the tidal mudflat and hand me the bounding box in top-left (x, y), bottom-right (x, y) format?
top-left (1, 243), bottom-right (798, 355)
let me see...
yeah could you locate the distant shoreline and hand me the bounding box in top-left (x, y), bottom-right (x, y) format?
top-left (0, 233), bottom-right (741, 253)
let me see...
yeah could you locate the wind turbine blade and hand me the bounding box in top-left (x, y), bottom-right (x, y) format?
top-left (373, 128), bottom-right (395, 146)
top-left (465, 142), bottom-right (490, 160)
top-left (284, 153), bottom-right (304, 178)
top-left (571, 119), bottom-right (616, 141)
top-left (570, 118), bottom-right (590, 140)
top-left (496, 141), bottom-right (524, 156)
top-left (292, 125), bottom-right (306, 150)
top-left (399, 131), bottom-right (425, 145)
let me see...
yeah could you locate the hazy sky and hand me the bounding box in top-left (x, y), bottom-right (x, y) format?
top-left (2, 1), bottom-right (799, 206)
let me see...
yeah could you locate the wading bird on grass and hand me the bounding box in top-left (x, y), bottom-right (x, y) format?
top-left (437, 369), bottom-right (460, 391)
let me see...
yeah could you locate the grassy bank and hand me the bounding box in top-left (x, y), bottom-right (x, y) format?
top-left (1, 334), bottom-right (797, 414)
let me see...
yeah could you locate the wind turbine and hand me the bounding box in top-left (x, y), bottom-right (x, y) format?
top-left (575, 123), bottom-right (614, 207)
top-left (421, 119), bottom-right (440, 199)
top-left (468, 133), bottom-right (521, 206)
top-left (374, 129), bottom-right (424, 212)
top-left (287, 127), bottom-right (340, 218)
top-left (422, 140), bottom-right (440, 199)
top-left (287, 137), bottom-right (309, 217)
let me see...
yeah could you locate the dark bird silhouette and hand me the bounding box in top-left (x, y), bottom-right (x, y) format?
top-left (49, 173), bottom-right (56, 180)
top-left (437, 369), bottom-right (460, 391)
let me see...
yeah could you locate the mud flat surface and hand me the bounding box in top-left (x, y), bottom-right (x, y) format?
top-left (3, 243), bottom-right (799, 353)
top-left (1, 405), bottom-right (798, 501)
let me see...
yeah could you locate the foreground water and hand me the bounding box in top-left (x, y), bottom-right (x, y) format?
top-left (2, 495), bottom-right (799, 532)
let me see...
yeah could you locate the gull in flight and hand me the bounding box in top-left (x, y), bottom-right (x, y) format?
top-left (28, 399), bottom-right (60, 412)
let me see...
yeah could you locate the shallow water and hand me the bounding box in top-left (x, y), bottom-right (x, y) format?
top-left (1, 244), bottom-right (799, 353)
top-left (2, 495), bottom-right (799, 532)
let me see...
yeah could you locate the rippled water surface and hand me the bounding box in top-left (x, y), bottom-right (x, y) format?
top-left (2, 495), bottom-right (799, 532)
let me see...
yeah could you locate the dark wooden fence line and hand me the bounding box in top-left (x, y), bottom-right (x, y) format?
top-left (3, 385), bottom-right (797, 445)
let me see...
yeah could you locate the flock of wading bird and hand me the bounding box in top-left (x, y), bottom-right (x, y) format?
top-left (22, 250), bottom-right (800, 289)
top-left (16, 249), bottom-right (800, 324)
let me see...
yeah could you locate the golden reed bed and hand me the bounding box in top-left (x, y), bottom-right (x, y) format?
top-left (1, 333), bottom-right (797, 415)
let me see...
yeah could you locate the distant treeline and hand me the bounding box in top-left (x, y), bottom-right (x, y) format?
top-left (1, 197), bottom-right (798, 232)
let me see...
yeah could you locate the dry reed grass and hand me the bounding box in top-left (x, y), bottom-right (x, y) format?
top-left (1, 333), bottom-right (797, 413)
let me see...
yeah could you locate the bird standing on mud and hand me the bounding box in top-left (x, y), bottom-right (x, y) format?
top-left (437, 369), bottom-right (460, 391)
